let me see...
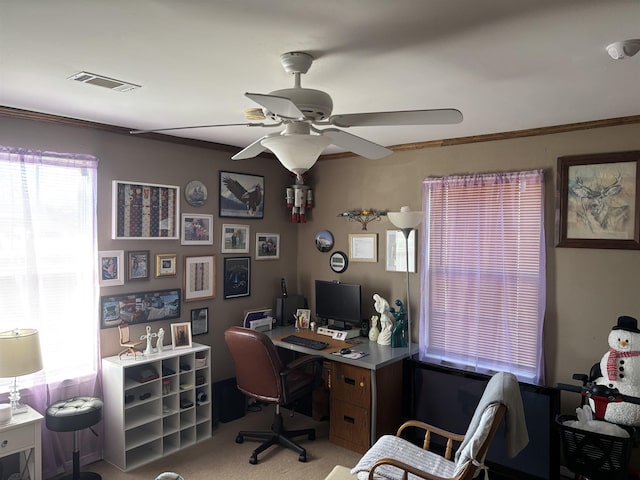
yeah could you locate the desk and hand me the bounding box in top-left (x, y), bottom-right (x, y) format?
top-left (0, 406), bottom-right (43, 480)
top-left (267, 326), bottom-right (417, 453)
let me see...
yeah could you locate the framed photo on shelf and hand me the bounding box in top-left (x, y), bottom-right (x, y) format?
top-left (112, 180), bottom-right (180, 240)
top-left (181, 213), bottom-right (213, 245)
top-left (349, 233), bottom-right (378, 262)
top-left (127, 250), bottom-right (150, 281)
top-left (386, 230), bottom-right (416, 272)
top-left (184, 255), bottom-right (216, 301)
top-left (99, 250), bottom-right (124, 287)
top-left (255, 233), bottom-right (280, 260)
top-left (219, 171), bottom-right (264, 219)
top-left (556, 151), bottom-right (640, 249)
top-left (155, 253), bottom-right (177, 278)
top-left (223, 256), bottom-right (251, 299)
top-left (100, 288), bottom-right (181, 329)
top-left (190, 307), bottom-right (209, 336)
top-left (171, 322), bottom-right (192, 350)
top-left (221, 224), bottom-right (250, 253)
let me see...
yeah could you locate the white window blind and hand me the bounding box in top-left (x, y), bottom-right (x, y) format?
top-left (420, 170), bottom-right (545, 384)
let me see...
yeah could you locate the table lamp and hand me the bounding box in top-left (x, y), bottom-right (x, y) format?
top-left (387, 206), bottom-right (423, 352)
top-left (0, 328), bottom-right (43, 414)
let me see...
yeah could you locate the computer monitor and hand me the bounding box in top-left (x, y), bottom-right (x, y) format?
top-left (314, 280), bottom-right (361, 329)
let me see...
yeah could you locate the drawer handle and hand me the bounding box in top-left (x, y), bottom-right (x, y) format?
top-left (1, 440), bottom-right (8, 448)
top-left (343, 415), bottom-right (355, 424)
top-left (344, 377), bottom-right (355, 386)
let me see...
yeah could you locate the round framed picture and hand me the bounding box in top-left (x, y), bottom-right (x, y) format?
top-left (330, 251), bottom-right (348, 273)
top-left (185, 180), bottom-right (208, 207)
top-left (315, 230), bottom-right (334, 252)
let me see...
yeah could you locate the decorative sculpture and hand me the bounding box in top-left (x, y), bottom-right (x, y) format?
top-left (156, 328), bottom-right (165, 352)
top-left (373, 294), bottom-right (393, 345)
top-left (141, 325), bottom-right (158, 356)
top-left (390, 300), bottom-right (408, 348)
top-left (368, 315), bottom-right (380, 342)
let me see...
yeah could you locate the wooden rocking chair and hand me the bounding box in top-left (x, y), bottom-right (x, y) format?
top-left (118, 324), bottom-right (143, 359)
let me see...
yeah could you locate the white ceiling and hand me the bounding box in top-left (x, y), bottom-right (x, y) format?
top-left (1, 0), bottom-right (639, 156)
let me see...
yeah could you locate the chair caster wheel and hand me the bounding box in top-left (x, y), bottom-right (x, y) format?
top-left (236, 435), bottom-right (244, 443)
top-left (298, 452), bottom-right (307, 462)
top-left (308, 432), bottom-right (315, 440)
top-left (249, 454), bottom-right (258, 465)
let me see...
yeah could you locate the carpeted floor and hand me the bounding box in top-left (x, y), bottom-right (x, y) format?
top-left (78, 405), bottom-right (361, 480)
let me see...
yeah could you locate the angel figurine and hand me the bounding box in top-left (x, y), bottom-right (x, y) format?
top-left (373, 294), bottom-right (393, 345)
top-left (156, 328), bottom-right (165, 352)
top-left (141, 325), bottom-right (157, 356)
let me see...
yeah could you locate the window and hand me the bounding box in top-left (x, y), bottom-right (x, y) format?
top-left (0, 147), bottom-right (99, 388)
top-left (420, 170), bottom-right (545, 384)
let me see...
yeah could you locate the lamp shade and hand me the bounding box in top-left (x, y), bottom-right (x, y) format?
top-left (262, 134), bottom-right (331, 176)
top-left (387, 206), bottom-right (423, 229)
top-left (0, 329), bottom-right (43, 377)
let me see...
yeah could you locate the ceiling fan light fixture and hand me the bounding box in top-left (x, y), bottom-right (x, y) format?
top-left (261, 134), bottom-right (331, 176)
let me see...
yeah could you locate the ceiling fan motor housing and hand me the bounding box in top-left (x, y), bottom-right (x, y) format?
top-left (264, 87), bottom-right (333, 121)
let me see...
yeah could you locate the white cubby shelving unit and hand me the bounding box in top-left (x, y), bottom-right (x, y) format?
top-left (102, 343), bottom-right (211, 471)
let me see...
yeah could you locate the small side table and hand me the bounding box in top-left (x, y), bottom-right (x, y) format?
top-left (0, 405), bottom-right (43, 480)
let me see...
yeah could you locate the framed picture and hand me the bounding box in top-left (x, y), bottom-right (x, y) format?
top-left (255, 233), bottom-right (280, 260)
top-left (100, 288), bottom-right (181, 328)
top-left (349, 233), bottom-right (378, 262)
top-left (99, 250), bottom-right (124, 287)
top-left (295, 308), bottom-right (311, 329)
top-left (184, 180), bottom-right (208, 207)
top-left (223, 256), bottom-right (251, 299)
top-left (386, 230), bottom-right (416, 272)
top-left (221, 224), bottom-right (250, 253)
top-left (181, 213), bottom-right (213, 245)
top-left (184, 255), bottom-right (216, 301)
top-left (190, 307), bottom-right (209, 336)
top-left (127, 250), bottom-right (150, 281)
top-left (171, 322), bottom-right (192, 350)
top-left (155, 253), bottom-right (177, 278)
top-left (112, 180), bottom-right (180, 240)
top-left (557, 151), bottom-right (640, 249)
top-left (219, 171), bottom-right (264, 219)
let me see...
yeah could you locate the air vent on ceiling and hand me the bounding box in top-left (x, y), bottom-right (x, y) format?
top-left (67, 71), bottom-right (141, 92)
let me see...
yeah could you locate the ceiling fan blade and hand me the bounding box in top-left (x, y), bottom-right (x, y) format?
top-left (245, 92), bottom-right (304, 120)
top-left (130, 122), bottom-right (261, 134)
top-left (322, 128), bottom-right (393, 159)
top-left (328, 109), bottom-right (463, 128)
top-left (231, 136), bottom-right (269, 160)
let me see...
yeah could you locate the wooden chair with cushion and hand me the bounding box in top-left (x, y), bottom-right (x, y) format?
top-left (345, 371), bottom-right (527, 480)
top-left (224, 326), bottom-right (323, 464)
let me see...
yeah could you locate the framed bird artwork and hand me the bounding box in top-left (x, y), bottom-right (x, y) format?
top-left (219, 171), bottom-right (265, 219)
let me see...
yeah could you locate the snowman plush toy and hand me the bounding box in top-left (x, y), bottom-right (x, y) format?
top-left (593, 315), bottom-right (640, 426)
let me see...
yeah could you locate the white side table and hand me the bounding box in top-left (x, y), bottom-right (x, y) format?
top-left (0, 405), bottom-right (43, 480)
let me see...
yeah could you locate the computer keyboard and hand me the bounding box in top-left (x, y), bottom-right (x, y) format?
top-left (281, 335), bottom-right (328, 350)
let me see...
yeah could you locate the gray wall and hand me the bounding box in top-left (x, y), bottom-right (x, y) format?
top-left (2, 114), bottom-right (640, 389)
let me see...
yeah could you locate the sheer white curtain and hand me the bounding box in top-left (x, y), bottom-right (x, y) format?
top-left (420, 170), bottom-right (546, 385)
top-left (0, 146), bottom-right (101, 478)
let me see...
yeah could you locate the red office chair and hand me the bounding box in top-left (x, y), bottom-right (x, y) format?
top-left (224, 326), bottom-right (323, 464)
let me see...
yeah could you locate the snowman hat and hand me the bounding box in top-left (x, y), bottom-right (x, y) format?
top-left (612, 315), bottom-right (640, 333)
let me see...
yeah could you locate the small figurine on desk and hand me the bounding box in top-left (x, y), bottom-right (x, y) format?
top-left (373, 294), bottom-right (393, 345)
top-left (390, 300), bottom-right (408, 348)
top-left (156, 328), bottom-right (165, 352)
top-left (369, 315), bottom-right (380, 342)
top-left (141, 325), bottom-right (158, 356)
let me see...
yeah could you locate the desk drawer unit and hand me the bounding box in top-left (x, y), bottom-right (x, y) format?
top-left (0, 424), bottom-right (34, 456)
top-left (330, 362), bottom-right (371, 453)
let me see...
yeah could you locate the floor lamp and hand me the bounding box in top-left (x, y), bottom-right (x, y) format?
top-left (0, 328), bottom-right (43, 415)
top-left (387, 206), bottom-right (422, 352)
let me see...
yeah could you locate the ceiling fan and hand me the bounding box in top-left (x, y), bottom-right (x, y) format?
top-left (131, 52), bottom-right (463, 179)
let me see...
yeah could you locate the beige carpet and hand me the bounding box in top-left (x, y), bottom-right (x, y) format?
top-left (82, 405), bottom-right (361, 480)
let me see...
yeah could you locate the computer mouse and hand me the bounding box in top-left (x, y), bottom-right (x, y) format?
top-left (339, 348), bottom-right (351, 355)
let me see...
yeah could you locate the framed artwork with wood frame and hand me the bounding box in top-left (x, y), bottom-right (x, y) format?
top-left (155, 253), bottom-right (177, 278)
top-left (127, 250), bottom-right (150, 281)
top-left (556, 151), bottom-right (640, 249)
top-left (348, 233), bottom-right (378, 262)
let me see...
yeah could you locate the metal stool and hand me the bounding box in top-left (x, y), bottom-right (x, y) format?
top-left (46, 396), bottom-right (103, 480)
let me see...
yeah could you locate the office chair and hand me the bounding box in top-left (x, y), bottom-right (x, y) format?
top-left (349, 371), bottom-right (527, 480)
top-left (224, 326), bottom-right (323, 464)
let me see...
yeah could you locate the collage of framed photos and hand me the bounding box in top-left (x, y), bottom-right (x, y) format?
top-left (100, 171), bottom-right (280, 333)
